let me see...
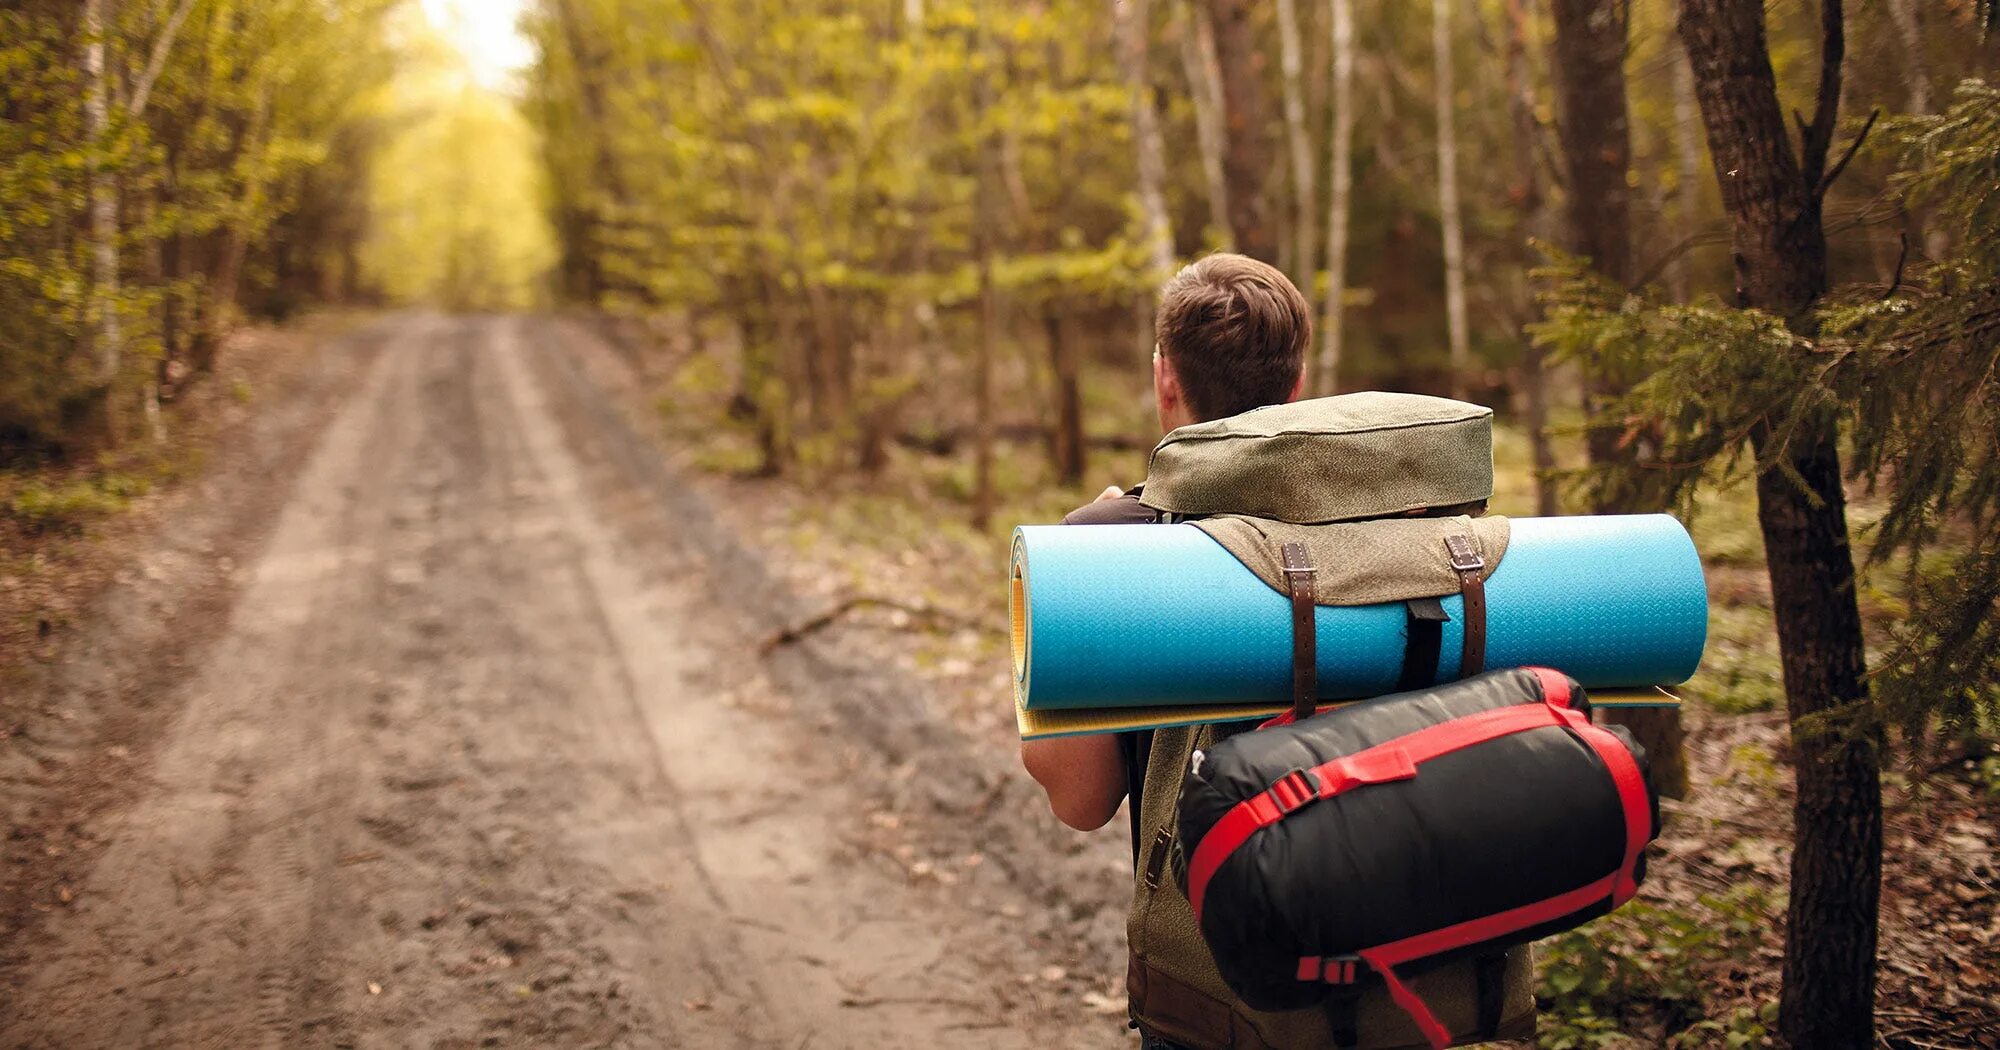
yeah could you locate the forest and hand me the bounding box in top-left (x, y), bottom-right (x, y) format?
top-left (3, 1), bottom-right (1999, 1048)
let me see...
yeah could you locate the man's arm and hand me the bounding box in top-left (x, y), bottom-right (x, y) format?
top-left (1020, 733), bottom-right (1126, 830)
top-left (1018, 483), bottom-right (1144, 831)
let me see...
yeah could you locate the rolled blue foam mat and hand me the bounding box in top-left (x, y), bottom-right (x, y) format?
top-left (1011, 515), bottom-right (1706, 710)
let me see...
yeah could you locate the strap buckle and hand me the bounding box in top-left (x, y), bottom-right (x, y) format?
top-left (1267, 768), bottom-right (1319, 814)
top-left (1444, 533), bottom-right (1485, 573)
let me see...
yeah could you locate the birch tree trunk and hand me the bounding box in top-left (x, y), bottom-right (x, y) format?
top-left (1117, 0), bottom-right (1176, 285)
top-left (1179, 0), bottom-right (1234, 251)
top-left (971, 28), bottom-right (1001, 530)
top-left (1669, 49), bottom-right (1703, 301)
top-left (1276, 0), bottom-right (1316, 302)
top-left (1886, 0), bottom-right (1949, 261)
top-left (1886, 0), bottom-right (1931, 116)
top-left (1314, 0), bottom-right (1355, 396)
top-left (85, 0), bottom-right (124, 434)
top-left (1432, 0), bottom-right (1471, 401)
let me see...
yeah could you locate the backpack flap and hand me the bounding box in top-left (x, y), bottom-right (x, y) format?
top-left (1141, 393), bottom-right (1494, 524)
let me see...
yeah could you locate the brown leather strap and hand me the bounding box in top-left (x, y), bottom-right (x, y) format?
top-left (1444, 534), bottom-right (1487, 678)
top-left (1280, 542), bottom-right (1318, 722)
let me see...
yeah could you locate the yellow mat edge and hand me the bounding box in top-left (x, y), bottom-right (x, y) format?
top-left (1019, 686), bottom-right (1683, 740)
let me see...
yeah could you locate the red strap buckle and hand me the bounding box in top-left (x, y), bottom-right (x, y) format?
top-left (1267, 769), bottom-right (1319, 814)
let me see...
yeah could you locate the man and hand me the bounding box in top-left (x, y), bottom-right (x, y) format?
top-left (1021, 252), bottom-right (1310, 1047)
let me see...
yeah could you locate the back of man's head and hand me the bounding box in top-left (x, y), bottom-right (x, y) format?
top-left (1155, 253), bottom-right (1311, 422)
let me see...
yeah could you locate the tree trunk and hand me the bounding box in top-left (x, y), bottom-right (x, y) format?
top-left (1117, 0), bottom-right (1176, 284)
top-left (1179, 0), bottom-right (1234, 251)
top-left (1668, 47), bottom-right (1703, 300)
top-left (1275, 0), bottom-right (1316, 304)
top-left (1551, 0), bottom-right (1689, 796)
top-left (1885, 0), bottom-right (1949, 262)
top-left (1432, 0), bottom-right (1471, 401)
top-left (1677, 3), bottom-right (1879, 1046)
top-left (1313, 0), bottom-right (1355, 396)
top-left (972, 36), bottom-right (1001, 531)
top-left (85, 0), bottom-right (123, 436)
top-left (1886, 0), bottom-right (1931, 116)
top-left (1208, 0), bottom-right (1278, 263)
top-left (549, 0), bottom-right (634, 304)
top-left (195, 85), bottom-right (273, 374)
top-left (1550, 0), bottom-right (1633, 290)
top-left (1046, 311), bottom-right (1085, 486)
top-left (1502, 0), bottom-right (1558, 517)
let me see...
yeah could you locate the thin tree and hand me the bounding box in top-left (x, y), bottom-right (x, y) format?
top-left (1208, 0), bottom-right (1278, 262)
top-left (1667, 48), bottom-right (1703, 301)
top-left (1432, 0), bottom-right (1470, 400)
top-left (1313, 0), bottom-right (1355, 396)
top-left (1502, 0), bottom-right (1558, 516)
top-left (84, 0), bottom-right (121, 435)
top-left (1886, 0), bottom-right (1931, 117)
top-left (1676, 2), bottom-right (1878, 1044)
top-left (1885, 0), bottom-right (1949, 262)
top-left (1275, 0), bottom-right (1316, 300)
top-left (972, 23), bottom-right (1002, 531)
top-left (1178, 0), bottom-right (1234, 251)
top-left (1117, 0), bottom-right (1175, 285)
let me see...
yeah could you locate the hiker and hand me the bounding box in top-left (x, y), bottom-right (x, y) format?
top-left (1021, 251), bottom-right (1307, 841)
top-left (1025, 252), bottom-right (1312, 1048)
top-left (1020, 253), bottom-right (1537, 1050)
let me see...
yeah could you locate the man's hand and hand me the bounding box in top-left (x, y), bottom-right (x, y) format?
top-left (1095, 485), bottom-right (1123, 503)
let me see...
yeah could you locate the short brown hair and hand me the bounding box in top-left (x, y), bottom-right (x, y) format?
top-left (1155, 253), bottom-right (1311, 421)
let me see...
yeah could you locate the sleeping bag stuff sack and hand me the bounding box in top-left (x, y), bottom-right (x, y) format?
top-left (1175, 666), bottom-right (1658, 1049)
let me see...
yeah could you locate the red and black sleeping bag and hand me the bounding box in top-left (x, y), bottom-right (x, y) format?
top-left (1175, 667), bottom-right (1658, 1048)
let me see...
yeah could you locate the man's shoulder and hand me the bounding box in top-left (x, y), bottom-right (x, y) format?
top-left (1060, 490), bottom-right (1159, 526)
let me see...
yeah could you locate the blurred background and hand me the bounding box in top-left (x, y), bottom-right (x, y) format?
top-left (3, 2), bottom-right (1998, 1048)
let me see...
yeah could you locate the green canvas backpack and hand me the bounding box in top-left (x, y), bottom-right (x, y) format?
top-left (1122, 392), bottom-right (1538, 1050)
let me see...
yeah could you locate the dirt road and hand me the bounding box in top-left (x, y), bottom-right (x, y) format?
top-left (1, 316), bottom-right (1127, 1049)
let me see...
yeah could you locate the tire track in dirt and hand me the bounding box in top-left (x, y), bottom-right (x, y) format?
top-left (3, 316), bottom-right (1123, 1049)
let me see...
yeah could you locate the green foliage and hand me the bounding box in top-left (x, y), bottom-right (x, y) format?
top-left (1532, 80), bottom-right (2000, 746)
top-left (6, 473), bottom-right (146, 529)
top-left (1668, 1001), bottom-right (1778, 1050)
top-left (1538, 886), bottom-right (1778, 1047)
top-left (361, 26), bottom-right (556, 312)
top-left (0, 0), bottom-right (400, 456)
top-left (1823, 81), bottom-right (2000, 741)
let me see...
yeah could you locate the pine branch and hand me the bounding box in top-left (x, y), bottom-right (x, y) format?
top-left (1816, 106), bottom-right (1880, 201)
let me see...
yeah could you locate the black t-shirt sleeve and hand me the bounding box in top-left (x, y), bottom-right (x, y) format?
top-left (1059, 492), bottom-right (1159, 526)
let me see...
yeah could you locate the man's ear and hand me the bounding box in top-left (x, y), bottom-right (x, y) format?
top-left (1154, 348), bottom-right (1181, 416)
top-left (1288, 370), bottom-right (1308, 403)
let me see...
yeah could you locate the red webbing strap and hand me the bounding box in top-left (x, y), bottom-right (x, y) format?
top-left (1529, 668), bottom-right (1650, 902)
top-left (1356, 954), bottom-right (1455, 1050)
top-left (1361, 871), bottom-right (1619, 969)
top-left (1186, 699), bottom-right (1575, 925)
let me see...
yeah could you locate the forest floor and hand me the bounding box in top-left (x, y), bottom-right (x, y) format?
top-left (0, 314), bottom-right (1129, 1049)
top-left (3, 312), bottom-right (1994, 1050)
